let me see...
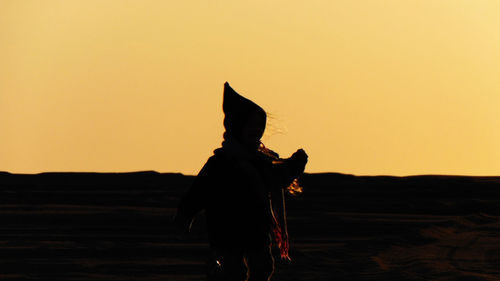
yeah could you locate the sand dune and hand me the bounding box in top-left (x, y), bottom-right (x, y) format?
top-left (1, 171), bottom-right (500, 280)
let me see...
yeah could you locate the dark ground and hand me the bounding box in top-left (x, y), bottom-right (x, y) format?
top-left (1, 171), bottom-right (500, 281)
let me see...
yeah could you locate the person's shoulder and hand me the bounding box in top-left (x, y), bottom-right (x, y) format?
top-left (199, 148), bottom-right (231, 173)
top-left (210, 147), bottom-right (233, 162)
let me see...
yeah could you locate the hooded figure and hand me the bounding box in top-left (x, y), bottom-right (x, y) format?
top-left (174, 82), bottom-right (308, 281)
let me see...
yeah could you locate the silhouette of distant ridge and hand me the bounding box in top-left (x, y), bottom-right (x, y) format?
top-left (1, 171), bottom-right (500, 280)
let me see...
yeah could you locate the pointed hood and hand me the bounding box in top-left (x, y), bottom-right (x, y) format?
top-left (223, 82), bottom-right (266, 140)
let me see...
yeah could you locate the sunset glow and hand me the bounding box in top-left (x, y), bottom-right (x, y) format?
top-left (2, 1), bottom-right (499, 176)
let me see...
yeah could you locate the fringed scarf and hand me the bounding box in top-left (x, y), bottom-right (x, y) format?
top-left (270, 196), bottom-right (290, 260)
top-left (217, 138), bottom-right (291, 260)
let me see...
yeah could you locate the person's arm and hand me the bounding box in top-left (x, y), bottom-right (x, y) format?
top-left (268, 149), bottom-right (307, 260)
top-left (270, 149), bottom-right (308, 190)
top-left (174, 157), bottom-right (216, 233)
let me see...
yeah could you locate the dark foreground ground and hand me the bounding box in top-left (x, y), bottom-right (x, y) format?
top-left (1, 171), bottom-right (500, 281)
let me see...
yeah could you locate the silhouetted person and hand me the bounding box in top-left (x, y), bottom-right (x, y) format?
top-left (174, 82), bottom-right (308, 281)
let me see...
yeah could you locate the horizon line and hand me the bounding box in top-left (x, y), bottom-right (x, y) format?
top-left (1, 170), bottom-right (500, 178)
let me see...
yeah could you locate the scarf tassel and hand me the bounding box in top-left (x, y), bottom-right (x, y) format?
top-left (272, 215), bottom-right (291, 261)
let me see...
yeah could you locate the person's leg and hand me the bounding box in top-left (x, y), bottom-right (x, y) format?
top-left (245, 245), bottom-right (274, 281)
top-left (208, 248), bottom-right (247, 281)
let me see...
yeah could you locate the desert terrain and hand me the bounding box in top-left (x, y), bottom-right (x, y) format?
top-left (1, 171), bottom-right (500, 281)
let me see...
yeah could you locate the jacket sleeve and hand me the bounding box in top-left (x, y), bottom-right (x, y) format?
top-left (269, 155), bottom-right (306, 190)
top-left (174, 157), bottom-right (217, 232)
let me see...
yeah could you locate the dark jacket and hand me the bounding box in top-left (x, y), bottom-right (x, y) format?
top-left (175, 146), bottom-right (304, 249)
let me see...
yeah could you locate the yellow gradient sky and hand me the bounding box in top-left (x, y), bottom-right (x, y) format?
top-left (1, 1), bottom-right (499, 176)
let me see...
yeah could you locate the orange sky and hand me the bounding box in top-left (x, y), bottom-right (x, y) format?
top-left (1, 1), bottom-right (499, 176)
